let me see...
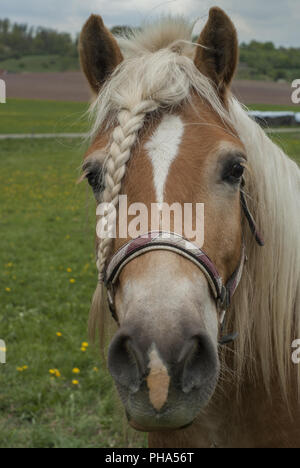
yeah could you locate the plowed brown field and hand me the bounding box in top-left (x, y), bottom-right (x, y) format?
top-left (3, 71), bottom-right (297, 105)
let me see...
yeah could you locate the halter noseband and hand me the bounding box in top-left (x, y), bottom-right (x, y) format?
top-left (103, 187), bottom-right (264, 345)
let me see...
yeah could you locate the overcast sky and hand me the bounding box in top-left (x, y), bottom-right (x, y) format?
top-left (1, 0), bottom-right (299, 47)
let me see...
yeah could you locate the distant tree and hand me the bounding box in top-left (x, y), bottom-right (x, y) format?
top-left (263, 41), bottom-right (275, 51)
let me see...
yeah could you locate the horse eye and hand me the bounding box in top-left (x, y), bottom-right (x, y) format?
top-left (231, 163), bottom-right (244, 179)
top-left (223, 162), bottom-right (244, 183)
top-left (86, 170), bottom-right (99, 188)
top-left (83, 161), bottom-right (104, 195)
top-left (87, 170), bottom-right (105, 194)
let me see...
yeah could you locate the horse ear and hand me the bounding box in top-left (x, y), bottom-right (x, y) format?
top-left (194, 7), bottom-right (238, 100)
top-left (79, 14), bottom-right (123, 95)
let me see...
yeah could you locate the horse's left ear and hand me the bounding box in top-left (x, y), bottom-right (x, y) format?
top-left (79, 14), bottom-right (123, 95)
top-left (194, 7), bottom-right (238, 100)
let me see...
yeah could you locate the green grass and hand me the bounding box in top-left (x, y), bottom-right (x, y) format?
top-left (0, 55), bottom-right (80, 73)
top-left (0, 138), bottom-right (146, 448)
top-left (248, 103), bottom-right (300, 112)
top-left (1, 99), bottom-right (300, 136)
top-left (270, 132), bottom-right (300, 165)
top-left (0, 99), bottom-right (89, 134)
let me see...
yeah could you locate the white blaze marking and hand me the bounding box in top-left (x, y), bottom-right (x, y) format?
top-left (145, 114), bottom-right (184, 203)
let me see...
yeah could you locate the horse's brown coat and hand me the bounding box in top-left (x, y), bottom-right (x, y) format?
top-left (116, 96), bottom-right (245, 282)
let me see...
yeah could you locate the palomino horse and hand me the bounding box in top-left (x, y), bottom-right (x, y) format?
top-left (79, 7), bottom-right (300, 447)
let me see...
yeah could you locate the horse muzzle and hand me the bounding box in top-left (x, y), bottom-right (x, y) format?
top-left (107, 326), bottom-right (220, 431)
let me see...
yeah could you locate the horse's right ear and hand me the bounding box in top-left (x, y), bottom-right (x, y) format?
top-left (79, 15), bottom-right (123, 95)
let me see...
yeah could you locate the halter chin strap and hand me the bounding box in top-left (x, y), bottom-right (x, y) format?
top-left (103, 187), bottom-right (264, 345)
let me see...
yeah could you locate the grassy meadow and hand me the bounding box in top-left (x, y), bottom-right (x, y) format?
top-left (0, 99), bottom-right (299, 448)
top-left (1, 99), bottom-right (300, 135)
top-left (0, 55), bottom-right (79, 74)
top-left (271, 132), bottom-right (300, 165)
top-left (0, 137), bottom-right (145, 448)
top-left (0, 99), bottom-right (89, 135)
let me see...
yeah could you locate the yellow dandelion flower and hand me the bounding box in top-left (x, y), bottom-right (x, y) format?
top-left (56, 332), bottom-right (62, 337)
top-left (72, 380), bottom-right (79, 385)
top-left (80, 347), bottom-right (86, 352)
top-left (69, 279), bottom-right (76, 284)
top-left (22, 365), bottom-right (28, 370)
top-left (93, 367), bottom-right (99, 372)
top-left (65, 235), bottom-right (70, 240)
top-left (49, 369), bottom-right (56, 375)
top-left (54, 369), bottom-right (61, 378)
top-left (5, 263), bottom-right (13, 268)
top-left (67, 268), bottom-right (72, 273)
top-left (72, 368), bottom-right (80, 374)
top-left (17, 367), bottom-right (23, 372)
top-left (81, 342), bottom-right (88, 348)
top-left (5, 288), bottom-right (11, 292)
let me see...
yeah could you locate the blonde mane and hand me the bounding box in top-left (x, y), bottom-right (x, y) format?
top-left (88, 17), bottom-right (300, 400)
top-left (228, 98), bottom-right (300, 398)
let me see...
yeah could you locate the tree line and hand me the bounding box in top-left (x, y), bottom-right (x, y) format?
top-left (1, 18), bottom-right (300, 81)
top-left (0, 18), bottom-right (78, 60)
top-left (239, 41), bottom-right (300, 81)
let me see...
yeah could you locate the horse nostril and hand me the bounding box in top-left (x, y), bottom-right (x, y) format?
top-left (108, 331), bottom-right (146, 393)
top-left (178, 333), bottom-right (218, 394)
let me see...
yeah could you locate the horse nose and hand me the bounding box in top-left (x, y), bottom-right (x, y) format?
top-left (177, 332), bottom-right (218, 393)
top-left (108, 329), bottom-right (218, 396)
top-left (108, 330), bottom-right (147, 393)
